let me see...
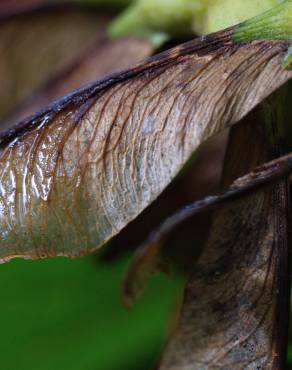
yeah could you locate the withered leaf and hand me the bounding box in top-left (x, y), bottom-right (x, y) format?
top-left (0, 29), bottom-right (292, 262)
top-left (159, 98), bottom-right (290, 369)
top-left (0, 4), bottom-right (111, 118)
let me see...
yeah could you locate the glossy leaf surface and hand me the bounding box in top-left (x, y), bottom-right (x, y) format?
top-left (0, 29), bottom-right (291, 261)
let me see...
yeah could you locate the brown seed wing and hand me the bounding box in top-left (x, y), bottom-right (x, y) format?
top-left (0, 31), bottom-right (291, 261)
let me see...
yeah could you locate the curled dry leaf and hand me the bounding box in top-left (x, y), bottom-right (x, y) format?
top-left (159, 99), bottom-right (290, 369)
top-left (0, 4), bottom-right (111, 118)
top-left (0, 28), bottom-right (292, 262)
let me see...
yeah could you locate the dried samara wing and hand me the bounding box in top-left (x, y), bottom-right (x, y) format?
top-left (0, 28), bottom-right (291, 261)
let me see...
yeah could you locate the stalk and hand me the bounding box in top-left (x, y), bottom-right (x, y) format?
top-left (233, 1), bottom-right (292, 42)
top-left (202, 0), bottom-right (282, 34)
top-left (108, 0), bottom-right (292, 56)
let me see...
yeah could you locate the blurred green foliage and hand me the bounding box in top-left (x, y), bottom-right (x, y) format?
top-left (0, 255), bottom-right (183, 370)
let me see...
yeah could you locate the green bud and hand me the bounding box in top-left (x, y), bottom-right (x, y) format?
top-left (109, 0), bottom-right (204, 39)
top-left (201, 0), bottom-right (283, 34)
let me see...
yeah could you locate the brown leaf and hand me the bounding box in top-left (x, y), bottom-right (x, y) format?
top-left (0, 4), bottom-right (111, 118)
top-left (0, 29), bottom-right (291, 262)
top-left (1, 36), bottom-right (153, 131)
top-left (159, 99), bottom-right (290, 369)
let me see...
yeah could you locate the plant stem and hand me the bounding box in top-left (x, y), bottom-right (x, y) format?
top-left (200, 0), bottom-right (280, 34)
top-left (233, 1), bottom-right (292, 42)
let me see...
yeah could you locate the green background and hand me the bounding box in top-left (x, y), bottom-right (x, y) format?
top-left (0, 255), bottom-right (183, 370)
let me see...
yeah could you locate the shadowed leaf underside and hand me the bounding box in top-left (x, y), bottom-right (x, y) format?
top-left (159, 101), bottom-right (291, 370)
top-left (1, 36), bottom-right (152, 132)
top-left (0, 5), bottom-right (111, 118)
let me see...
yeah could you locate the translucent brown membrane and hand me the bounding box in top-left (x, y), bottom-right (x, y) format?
top-left (0, 28), bottom-right (291, 262)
